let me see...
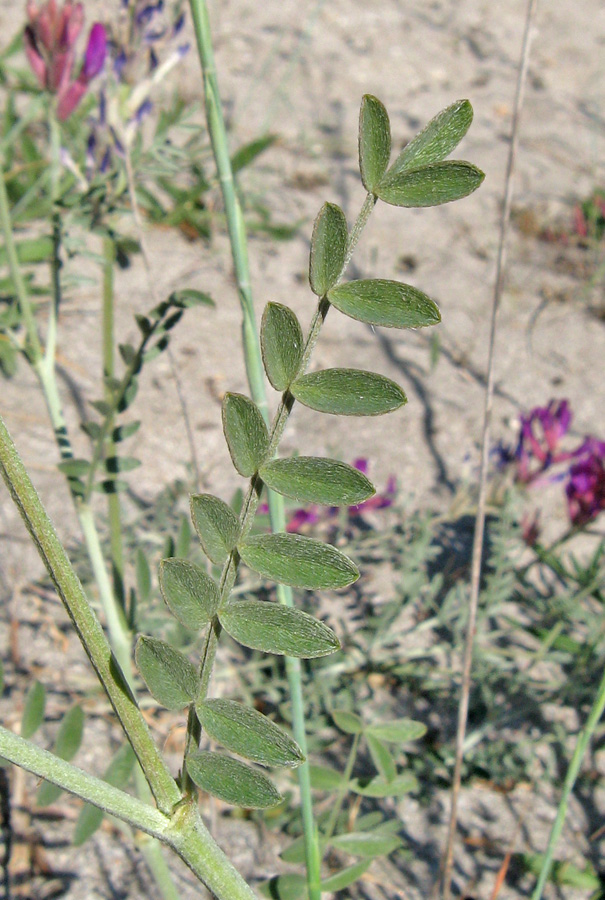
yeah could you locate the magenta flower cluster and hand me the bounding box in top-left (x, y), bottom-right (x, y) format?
top-left (504, 399), bottom-right (605, 528)
top-left (24, 0), bottom-right (107, 120)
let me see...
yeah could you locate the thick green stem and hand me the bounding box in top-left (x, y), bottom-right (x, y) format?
top-left (0, 413), bottom-right (180, 814)
top-left (531, 665), bottom-right (605, 900)
top-left (0, 726), bottom-right (257, 900)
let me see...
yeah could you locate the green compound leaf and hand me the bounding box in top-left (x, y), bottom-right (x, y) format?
top-left (260, 874), bottom-right (307, 900)
top-left (321, 860), bottom-right (372, 893)
top-left (37, 704), bottom-right (85, 807)
top-left (376, 160), bottom-right (485, 208)
top-left (328, 279), bottom-right (441, 329)
top-left (309, 764), bottom-right (346, 791)
top-left (190, 493), bottom-right (240, 566)
top-left (366, 733), bottom-right (396, 783)
top-left (349, 773), bottom-right (418, 797)
top-left (103, 456), bottom-right (141, 474)
top-left (57, 458), bottom-right (90, 478)
top-left (196, 698), bottom-right (304, 768)
top-left (135, 636), bottom-right (198, 710)
top-left (222, 392), bottom-right (269, 477)
top-left (21, 680), bottom-right (45, 739)
top-left (74, 743), bottom-right (136, 846)
top-left (330, 830), bottom-right (403, 858)
top-left (359, 94), bottom-right (391, 192)
top-left (238, 533), bottom-right (359, 590)
top-left (291, 368), bottom-right (407, 416)
top-left (366, 717), bottom-right (427, 743)
top-left (259, 456), bottom-right (375, 506)
top-left (309, 202), bottom-right (348, 297)
top-left (111, 421), bottom-right (141, 442)
top-left (168, 288), bottom-right (214, 308)
top-left (159, 558), bottom-right (220, 630)
top-left (186, 750), bottom-right (282, 808)
top-left (261, 302), bottom-right (303, 391)
top-left (332, 710), bottom-right (364, 734)
top-left (219, 600), bottom-right (341, 658)
top-left (388, 99), bottom-right (474, 175)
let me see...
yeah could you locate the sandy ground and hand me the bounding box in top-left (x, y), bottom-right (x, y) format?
top-left (1, 0), bottom-right (605, 897)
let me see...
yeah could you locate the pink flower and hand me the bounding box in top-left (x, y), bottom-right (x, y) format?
top-left (24, 1), bottom-right (107, 120)
top-left (565, 439), bottom-right (605, 527)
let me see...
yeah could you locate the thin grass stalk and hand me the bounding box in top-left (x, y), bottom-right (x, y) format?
top-left (439, 2), bottom-right (538, 896)
top-left (531, 665), bottom-right (605, 900)
top-left (187, 2), bottom-right (323, 896)
top-left (102, 234), bottom-right (126, 608)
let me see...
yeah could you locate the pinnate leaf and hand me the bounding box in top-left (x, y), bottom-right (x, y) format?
top-left (259, 456), bottom-right (374, 506)
top-left (366, 733), bottom-right (396, 782)
top-left (359, 94), bottom-right (391, 192)
top-left (376, 161), bottom-right (485, 208)
top-left (291, 368), bottom-right (407, 416)
top-left (219, 600), bottom-right (340, 658)
top-left (186, 750), bottom-right (282, 808)
top-left (190, 493), bottom-right (240, 565)
top-left (330, 830), bottom-right (402, 858)
top-left (238, 532), bottom-right (358, 590)
top-left (309, 202), bottom-right (348, 297)
top-left (321, 860), bottom-right (372, 893)
top-left (350, 773), bottom-right (417, 797)
top-left (332, 710), bottom-right (364, 734)
top-left (37, 704), bottom-right (85, 807)
top-left (159, 558), bottom-right (219, 630)
top-left (197, 699), bottom-right (303, 767)
top-left (259, 875), bottom-right (307, 900)
top-left (222, 392), bottom-right (269, 476)
top-left (260, 302), bottom-right (303, 391)
top-left (328, 279), bottom-right (441, 329)
top-left (388, 99), bottom-right (473, 175)
top-left (366, 717), bottom-right (427, 743)
top-left (309, 764), bottom-right (346, 791)
top-left (74, 743), bottom-right (135, 845)
top-left (57, 458), bottom-right (90, 478)
top-left (135, 636), bottom-right (198, 710)
top-left (21, 680), bottom-right (45, 739)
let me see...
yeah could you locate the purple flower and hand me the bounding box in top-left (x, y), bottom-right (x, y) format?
top-left (24, 1), bottom-right (106, 121)
top-left (565, 439), bottom-right (605, 526)
top-left (513, 399), bottom-right (573, 484)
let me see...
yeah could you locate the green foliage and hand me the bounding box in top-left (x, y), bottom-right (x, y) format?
top-left (358, 95), bottom-right (391, 193)
top-left (238, 533), bottom-right (359, 590)
top-left (389, 99), bottom-right (474, 174)
top-left (222, 392), bottom-right (269, 477)
top-left (219, 601), bottom-right (341, 658)
top-left (308, 202), bottom-right (348, 297)
top-left (261, 303), bottom-right (303, 391)
top-left (328, 279), bottom-right (441, 329)
top-left (186, 750), bottom-right (283, 808)
top-left (197, 699), bottom-right (304, 767)
top-left (21, 680), bottom-right (45, 739)
top-left (37, 704), bottom-right (84, 807)
top-left (135, 636), bottom-right (199, 710)
top-left (190, 493), bottom-right (240, 565)
top-left (74, 743), bottom-right (136, 846)
top-left (259, 456), bottom-right (375, 506)
top-left (290, 368), bottom-right (407, 416)
top-left (159, 558), bottom-right (219, 630)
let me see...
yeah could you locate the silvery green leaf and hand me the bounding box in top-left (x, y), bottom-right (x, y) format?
top-left (21, 680), bottom-right (45, 739)
top-left (389, 99), bottom-right (473, 175)
top-left (320, 860), bottom-right (372, 892)
top-left (259, 456), bottom-right (374, 506)
top-left (309, 202), bottom-right (348, 297)
top-left (261, 302), bottom-right (303, 391)
top-left (366, 733), bottom-right (396, 782)
top-left (186, 750), bottom-right (282, 808)
top-left (222, 392), bottom-right (269, 476)
top-left (332, 710), bottom-right (364, 734)
top-left (197, 699), bottom-right (303, 767)
top-left (74, 743), bottom-right (136, 845)
top-left (190, 493), bottom-right (240, 565)
top-left (309, 764), bottom-right (347, 791)
top-left (103, 456), bottom-right (141, 474)
top-left (359, 94), bottom-right (391, 192)
top-left (291, 368), bottom-right (407, 416)
top-left (37, 704), bottom-right (85, 807)
top-left (238, 533), bottom-right (358, 590)
top-left (330, 830), bottom-right (402, 858)
top-left (57, 459), bottom-right (90, 478)
top-left (366, 717), bottom-right (427, 743)
top-left (328, 279), bottom-right (441, 329)
top-left (219, 600), bottom-right (340, 658)
top-left (259, 875), bottom-right (307, 900)
top-left (135, 636), bottom-right (198, 710)
top-left (159, 558), bottom-right (219, 630)
top-left (111, 421), bottom-right (141, 442)
top-left (169, 288), bottom-right (214, 307)
top-left (376, 161), bottom-right (485, 208)
top-left (349, 773), bottom-right (418, 797)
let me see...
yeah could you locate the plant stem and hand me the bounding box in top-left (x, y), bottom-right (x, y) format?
top-left (439, 1), bottom-right (538, 896)
top-left (0, 413), bottom-right (180, 814)
top-left (102, 234), bottom-right (126, 608)
top-left (0, 726), bottom-right (258, 900)
top-left (531, 665), bottom-right (605, 900)
top-left (322, 732), bottom-right (361, 846)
